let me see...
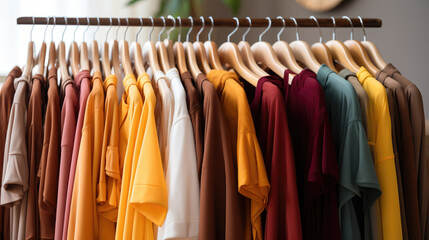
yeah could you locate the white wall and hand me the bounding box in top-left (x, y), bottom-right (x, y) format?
top-left (203, 0), bottom-right (429, 118)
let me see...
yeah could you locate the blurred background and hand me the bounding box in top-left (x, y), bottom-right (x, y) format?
top-left (1, 0), bottom-right (428, 117)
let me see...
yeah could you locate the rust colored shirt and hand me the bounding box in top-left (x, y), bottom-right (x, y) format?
top-left (25, 74), bottom-right (45, 240)
top-left (0, 66), bottom-right (21, 240)
top-left (195, 73), bottom-right (246, 240)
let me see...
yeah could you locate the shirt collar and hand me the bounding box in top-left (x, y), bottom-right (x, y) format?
top-left (382, 63), bottom-right (400, 77)
top-left (357, 66), bottom-right (372, 85)
top-left (137, 73), bottom-right (151, 91)
top-left (92, 71), bottom-right (102, 85)
top-left (338, 68), bottom-right (356, 80)
top-left (207, 69), bottom-right (240, 96)
top-left (122, 73), bottom-right (137, 95)
top-left (104, 74), bottom-right (118, 90)
top-left (316, 64), bottom-right (333, 87)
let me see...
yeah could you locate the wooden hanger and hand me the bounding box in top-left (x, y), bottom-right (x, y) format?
top-left (35, 17), bottom-right (49, 76)
top-left (102, 18), bottom-right (113, 77)
top-left (272, 16), bottom-right (303, 74)
top-left (23, 17), bottom-right (36, 80)
top-left (193, 16), bottom-right (212, 75)
top-left (48, 17), bottom-right (57, 71)
top-left (58, 17), bottom-right (71, 82)
top-left (219, 17), bottom-right (260, 86)
top-left (308, 16), bottom-right (337, 72)
top-left (173, 17), bottom-right (188, 75)
top-left (204, 16), bottom-right (223, 70)
top-left (90, 17), bottom-right (101, 73)
top-left (68, 18), bottom-right (80, 77)
top-left (120, 18), bottom-right (134, 75)
top-left (342, 16), bottom-right (378, 75)
top-left (357, 16), bottom-right (387, 69)
top-left (326, 17), bottom-right (361, 73)
top-left (156, 16), bottom-right (172, 73)
top-left (111, 17), bottom-right (123, 79)
top-left (143, 16), bottom-right (162, 73)
top-left (164, 15), bottom-right (176, 67)
top-left (130, 17), bottom-right (146, 76)
top-left (79, 18), bottom-right (90, 71)
top-left (251, 17), bottom-right (288, 79)
top-left (238, 17), bottom-right (268, 77)
top-left (287, 17), bottom-right (322, 73)
top-left (183, 17), bottom-right (203, 79)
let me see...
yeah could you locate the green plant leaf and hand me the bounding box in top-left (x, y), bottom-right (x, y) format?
top-left (222, 0), bottom-right (241, 14)
top-left (126, 0), bottom-right (143, 6)
top-left (155, 0), bottom-right (169, 16)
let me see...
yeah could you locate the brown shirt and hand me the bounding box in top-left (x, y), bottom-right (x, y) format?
top-left (38, 68), bottom-right (61, 239)
top-left (195, 73), bottom-right (246, 240)
top-left (180, 71), bottom-right (204, 177)
top-left (0, 66), bottom-right (22, 240)
top-left (376, 71), bottom-right (421, 240)
top-left (382, 63), bottom-right (427, 240)
top-left (25, 74), bottom-right (45, 240)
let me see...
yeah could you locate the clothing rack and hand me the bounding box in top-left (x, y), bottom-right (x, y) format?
top-left (16, 17), bottom-right (382, 28)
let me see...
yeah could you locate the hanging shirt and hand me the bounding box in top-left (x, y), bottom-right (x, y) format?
top-left (376, 71), bottom-right (421, 240)
top-left (357, 67), bottom-right (403, 240)
top-left (62, 70), bottom-right (91, 240)
top-left (55, 74), bottom-right (78, 240)
top-left (250, 75), bottom-right (302, 240)
top-left (283, 69), bottom-right (340, 240)
top-left (180, 71), bottom-right (204, 177)
top-left (1, 75), bottom-right (30, 240)
top-left (381, 63), bottom-right (428, 240)
top-left (67, 71), bottom-right (104, 240)
top-left (0, 66), bottom-right (21, 240)
top-left (195, 73), bottom-right (246, 240)
top-left (156, 68), bottom-right (199, 240)
top-left (207, 70), bottom-right (270, 240)
top-left (115, 74), bottom-right (143, 240)
top-left (37, 68), bottom-right (60, 240)
top-left (317, 65), bottom-right (381, 240)
top-left (25, 73), bottom-right (45, 240)
top-left (97, 74), bottom-right (120, 240)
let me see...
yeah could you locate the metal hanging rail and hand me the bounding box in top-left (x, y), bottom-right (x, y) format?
top-left (16, 16), bottom-right (382, 28)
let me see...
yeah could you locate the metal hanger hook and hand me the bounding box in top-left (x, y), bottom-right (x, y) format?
top-left (43, 17), bottom-right (50, 42)
top-left (259, 17), bottom-right (272, 42)
top-left (290, 17), bottom-right (299, 41)
top-left (73, 17), bottom-right (79, 42)
top-left (93, 17), bottom-right (100, 41)
top-left (30, 16), bottom-right (35, 41)
top-left (62, 17), bottom-right (68, 41)
top-left (208, 16), bottom-right (214, 41)
top-left (186, 16), bottom-right (194, 42)
top-left (196, 16), bottom-right (205, 42)
top-left (158, 16), bottom-right (166, 41)
top-left (167, 15), bottom-right (176, 40)
top-left (148, 16), bottom-right (154, 41)
top-left (227, 17), bottom-right (239, 42)
top-left (136, 17), bottom-right (143, 42)
top-left (83, 17), bottom-right (90, 42)
top-left (106, 17), bottom-right (113, 42)
top-left (358, 16), bottom-right (367, 41)
top-left (331, 16), bottom-right (336, 40)
top-left (177, 16), bottom-right (182, 42)
top-left (276, 16), bottom-right (285, 41)
top-left (310, 16), bottom-right (322, 43)
top-left (243, 17), bottom-right (252, 41)
top-left (115, 17), bottom-right (120, 40)
top-left (124, 17), bottom-right (129, 40)
top-left (342, 16), bottom-right (354, 40)
top-left (51, 17), bottom-right (56, 42)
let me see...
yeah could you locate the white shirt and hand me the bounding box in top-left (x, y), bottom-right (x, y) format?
top-left (157, 68), bottom-right (199, 240)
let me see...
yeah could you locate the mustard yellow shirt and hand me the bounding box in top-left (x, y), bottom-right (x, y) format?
top-left (357, 67), bottom-right (403, 240)
top-left (115, 74), bottom-right (143, 240)
top-left (207, 70), bottom-right (270, 240)
top-left (97, 75), bottom-right (120, 240)
top-left (67, 71), bottom-right (104, 239)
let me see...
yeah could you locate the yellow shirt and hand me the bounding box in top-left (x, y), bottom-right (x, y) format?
top-left (207, 70), bottom-right (270, 240)
top-left (116, 74), bottom-right (143, 240)
top-left (67, 71), bottom-right (104, 239)
top-left (357, 67), bottom-right (403, 240)
top-left (97, 75), bottom-right (120, 240)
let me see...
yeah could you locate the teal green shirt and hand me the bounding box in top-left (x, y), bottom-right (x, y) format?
top-left (317, 64), bottom-right (381, 240)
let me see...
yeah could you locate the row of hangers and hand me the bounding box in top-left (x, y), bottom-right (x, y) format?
top-left (21, 15), bottom-right (387, 97)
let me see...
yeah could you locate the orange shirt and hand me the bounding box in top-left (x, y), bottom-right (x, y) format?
top-left (207, 70), bottom-right (270, 240)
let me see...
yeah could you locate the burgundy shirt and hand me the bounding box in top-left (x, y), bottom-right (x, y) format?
top-left (250, 76), bottom-right (302, 240)
top-left (284, 69), bottom-right (340, 240)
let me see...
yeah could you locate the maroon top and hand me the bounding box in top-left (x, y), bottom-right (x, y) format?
top-left (0, 66), bottom-right (22, 240)
top-left (250, 76), bottom-right (302, 240)
top-left (283, 69), bottom-right (340, 240)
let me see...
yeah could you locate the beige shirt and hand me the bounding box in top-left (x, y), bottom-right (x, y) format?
top-left (1, 76), bottom-right (29, 240)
